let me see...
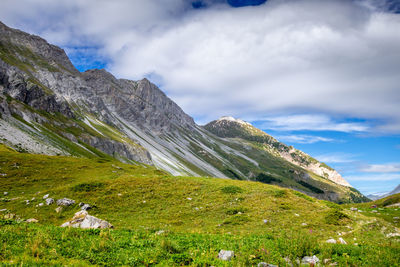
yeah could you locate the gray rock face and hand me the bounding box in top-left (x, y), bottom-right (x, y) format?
top-left (60, 210), bottom-right (113, 229)
top-left (57, 198), bottom-right (75, 206)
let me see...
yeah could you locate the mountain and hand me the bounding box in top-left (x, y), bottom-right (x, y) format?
top-left (0, 21), bottom-right (367, 203)
top-left (368, 184), bottom-right (400, 200)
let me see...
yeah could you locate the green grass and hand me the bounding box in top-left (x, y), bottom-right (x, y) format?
top-left (0, 145), bottom-right (399, 266)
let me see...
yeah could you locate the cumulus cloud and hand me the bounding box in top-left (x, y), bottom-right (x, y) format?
top-left (0, 0), bottom-right (400, 133)
top-left (275, 134), bottom-right (333, 144)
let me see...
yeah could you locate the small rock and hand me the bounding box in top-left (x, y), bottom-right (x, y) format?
top-left (350, 207), bottom-right (358, 211)
top-left (294, 213), bottom-right (300, 217)
top-left (31, 197), bottom-right (35, 201)
top-left (26, 218), bottom-right (38, 223)
top-left (81, 204), bottom-right (92, 211)
top-left (371, 210), bottom-right (377, 213)
top-left (4, 213), bottom-right (15, 219)
top-left (46, 198), bottom-right (54, 205)
top-left (0, 209), bottom-right (7, 212)
top-left (38, 203), bottom-right (44, 207)
top-left (386, 233), bottom-right (400, 238)
top-left (194, 207), bottom-right (199, 211)
top-left (55, 207), bottom-right (63, 213)
top-left (301, 223), bottom-right (308, 226)
top-left (218, 250), bottom-right (234, 261)
top-left (338, 237), bottom-right (347, 244)
top-left (25, 200), bottom-right (30, 205)
top-left (117, 193), bottom-right (122, 196)
top-left (324, 259), bottom-right (331, 264)
top-left (393, 217), bottom-right (399, 220)
top-left (358, 210), bottom-right (363, 212)
top-left (57, 198), bottom-right (75, 206)
top-left (354, 243), bottom-right (358, 246)
top-left (60, 210), bottom-right (113, 229)
top-left (43, 194), bottom-right (49, 199)
top-left (302, 255), bottom-right (319, 265)
top-left (78, 202), bottom-right (84, 207)
top-left (329, 262), bottom-right (338, 266)
top-left (155, 230), bottom-right (165, 235)
top-left (187, 197), bottom-right (192, 200)
top-left (3, 192), bottom-right (8, 196)
top-left (326, 239), bottom-right (337, 244)
top-left (258, 263), bottom-right (277, 267)
top-left (263, 219), bottom-right (270, 224)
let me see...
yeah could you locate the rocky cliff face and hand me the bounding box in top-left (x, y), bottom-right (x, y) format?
top-left (0, 21), bottom-right (366, 203)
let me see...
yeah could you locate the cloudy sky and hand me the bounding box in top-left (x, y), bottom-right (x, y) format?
top-left (1, 0), bottom-right (399, 195)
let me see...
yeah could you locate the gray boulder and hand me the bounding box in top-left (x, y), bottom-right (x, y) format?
top-left (46, 198), bottom-right (54, 205)
top-left (57, 198), bottom-right (75, 206)
top-left (302, 255), bottom-right (319, 265)
top-left (218, 250), bottom-right (234, 261)
top-left (61, 210), bottom-right (113, 229)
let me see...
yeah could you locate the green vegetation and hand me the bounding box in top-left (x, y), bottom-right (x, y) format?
top-left (0, 145), bottom-right (399, 265)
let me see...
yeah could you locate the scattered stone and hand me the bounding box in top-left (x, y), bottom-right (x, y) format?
top-left (38, 203), bottom-right (44, 207)
top-left (57, 198), bottom-right (75, 206)
top-left (301, 223), bottom-right (308, 226)
top-left (329, 262), bottom-right (338, 266)
top-left (0, 174), bottom-right (6, 177)
top-left (43, 194), bottom-right (49, 199)
top-left (218, 250), bottom-right (234, 261)
top-left (142, 200), bottom-right (146, 203)
top-left (187, 197), bottom-right (192, 200)
top-left (354, 243), bottom-right (358, 246)
top-left (155, 230), bottom-right (165, 235)
top-left (55, 207), bottom-right (63, 213)
top-left (4, 213), bottom-right (15, 219)
top-left (386, 233), bottom-right (400, 238)
top-left (46, 198), bottom-right (54, 205)
top-left (26, 218), bottom-right (38, 223)
top-left (194, 207), bottom-right (199, 211)
top-left (371, 210), bottom-right (377, 213)
top-left (258, 262), bottom-right (277, 267)
top-left (31, 197), bottom-right (35, 201)
top-left (358, 210), bottom-right (363, 212)
top-left (326, 239), bottom-right (337, 244)
top-left (0, 209), bottom-right (7, 212)
top-left (81, 204), bottom-right (92, 211)
top-left (3, 192), bottom-right (8, 196)
top-left (393, 217), bottom-right (399, 220)
top-left (294, 213), bottom-right (300, 217)
top-left (324, 259), bottom-right (331, 264)
top-left (263, 219), bottom-right (270, 224)
top-left (117, 193), bottom-right (122, 196)
top-left (301, 255), bottom-right (319, 265)
top-left (338, 237), bottom-right (347, 244)
top-left (61, 210), bottom-right (113, 229)
top-left (350, 207), bottom-right (358, 211)
top-left (25, 200), bottom-right (30, 205)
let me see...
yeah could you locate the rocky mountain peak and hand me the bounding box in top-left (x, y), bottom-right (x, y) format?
top-left (0, 21), bottom-right (78, 74)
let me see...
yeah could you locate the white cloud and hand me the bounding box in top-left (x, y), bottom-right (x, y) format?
top-left (315, 153), bottom-right (357, 163)
top-left (345, 173), bottom-right (400, 181)
top-left (360, 163), bottom-right (400, 173)
top-left (275, 134), bottom-right (333, 144)
top-left (0, 0), bottom-right (400, 132)
top-left (256, 114), bottom-right (368, 132)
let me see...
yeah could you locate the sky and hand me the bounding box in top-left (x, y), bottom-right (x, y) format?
top-left (0, 0), bottom-right (399, 195)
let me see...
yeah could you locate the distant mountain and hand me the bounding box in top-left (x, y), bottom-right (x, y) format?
top-left (367, 184), bottom-right (400, 200)
top-left (0, 21), bottom-right (367, 203)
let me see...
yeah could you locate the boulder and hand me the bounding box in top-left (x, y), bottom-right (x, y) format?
top-left (26, 218), bottom-right (38, 223)
top-left (46, 198), bottom-right (54, 205)
top-left (61, 210), bottom-right (113, 229)
top-left (55, 206), bottom-right (63, 213)
top-left (218, 250), bottom-right (234, 261)
top-left (302, 255), bottom-right (319, 265)
top-left (57, 198), bottom-right (75, 206)
top-left (81, 204), bottom-right (92, 211)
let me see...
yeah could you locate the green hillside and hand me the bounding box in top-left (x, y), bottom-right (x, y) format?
top-left (1, 145), bottom-right (399, 266)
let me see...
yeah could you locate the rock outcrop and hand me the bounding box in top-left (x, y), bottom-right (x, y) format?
top-left (61, 210), bottom-right (113, 229)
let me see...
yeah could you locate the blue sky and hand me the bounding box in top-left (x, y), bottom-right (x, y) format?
top-left (0, 0), bottom-right (399, 195)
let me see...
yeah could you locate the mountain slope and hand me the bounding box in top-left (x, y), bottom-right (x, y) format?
top-left (0, 21), bottom-right (366, 203)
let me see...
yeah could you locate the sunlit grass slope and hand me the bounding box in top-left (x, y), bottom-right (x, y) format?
top-left (0, 145), bottom-right (399, 266)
